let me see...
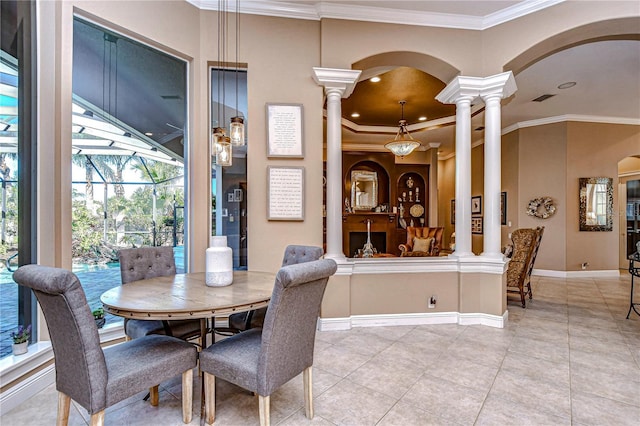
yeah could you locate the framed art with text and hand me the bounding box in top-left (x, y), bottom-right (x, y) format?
top-left (267, 166), bottom-right (304, 221)
top-left (266, 103), bottom-right (304, 158)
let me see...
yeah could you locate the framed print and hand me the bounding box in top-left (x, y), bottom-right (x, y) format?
top-left (471, 217), bottom-right (483, 234)
top-left (266, 103), bottom-right (304, 158)
top-left (501, 191), bottom-right (507, 225)
top-left (451, 199), bottom-right (455, 224)
top-left (471, 196), bottom-right (482, 215)
top-left (233, 188), bottom-right (243, 202)
top-left (221, 208), bottom-right (228, 217)
top-left (227, 193), bottom-right (234, 202)
top-left (268, 166), bottom-right (304, 221)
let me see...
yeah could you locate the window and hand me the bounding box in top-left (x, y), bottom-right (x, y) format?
top-left (211, 67), bottom-right (248, 269)
top-left (71, 18), bottom-right (188, 326)
top-left (0, 0), bottom-right (37, 358)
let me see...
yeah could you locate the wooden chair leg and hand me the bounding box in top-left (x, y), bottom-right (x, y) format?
top-left (182, 369), bottom-right (193, 424)
top-left (303, 366), bottom-right (313, 419)
top-left (204, 372), bottom-right (216, 425)
top-left (258, 395), bottom-right (270, 426)
top-left (56, 392), bottom-right (71, 426)
top-left (149, 385), bottom-right (159, 406)
top-left (89, 411), bottom-right (105, 426)
top-left (520, 287), bottom-right (526, 308)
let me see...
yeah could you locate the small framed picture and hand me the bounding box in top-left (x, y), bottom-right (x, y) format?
top-left (451, 199), bottom-right (456, 224)
top-left (501, 191), bottom-right (507, 225)
top-left (471, 217), bottom-right (483, 234)
top-left (234, 188), bottom-right (243, 202)
top-left (471, 196), bottom-right (482, 215)
top-left (221, 208), bottom-right (228, 217)
top-left (227, 193), bottom-right (234, 202)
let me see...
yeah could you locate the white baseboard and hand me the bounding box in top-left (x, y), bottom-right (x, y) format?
top-left (534, 269), bottom-right (620, 278)
top-left (0, 363), bottom-right (55, 415)
top-left (458, 311), bottom-right (507, 328)
top-left (318, 311), bottom-right (506, 331)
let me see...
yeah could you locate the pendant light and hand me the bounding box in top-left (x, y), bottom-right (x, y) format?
top-left (385, 100), bottom-right (422, 157)
top-left (230, 0), bottom-right (245, 146)
top-left (213, 127), bottom-right (232, 167)
top-left (212, 0), bottom-right (244, 165)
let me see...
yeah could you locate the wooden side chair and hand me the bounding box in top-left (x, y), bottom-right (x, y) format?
top-left (13, 264), bottom-right (198, 426)
top-left (199, 258), bottom-right (338, 426)
top-left (506, 226), bottom-right (544, 307)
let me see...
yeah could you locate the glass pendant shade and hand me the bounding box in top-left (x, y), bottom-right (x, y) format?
top-left (229, 116), bottom-right (245, 146)
top-left (212, 127), bottom-right (232, 166)
top-left (385, 119), bottom-right (421, 157)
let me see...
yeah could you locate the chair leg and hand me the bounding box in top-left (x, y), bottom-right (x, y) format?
top-left (56, 392), bottom-right (71, 426)
top-left (182, 369), bottom-right (193, 424)
top-left (303, 366), bottom-right (313, 419)
top-left (520, 287), bottom-right (526, 308)
top-left (89, 411), bottom-right (105, 426)
top-left (204, 372), bottom-right (216, 425)
top-left (150, 385), bottom-right (159, 406)
top-left (258, 395), bottom-right (270, 426)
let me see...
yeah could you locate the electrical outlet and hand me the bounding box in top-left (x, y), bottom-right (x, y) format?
top-left (428, 295), bottom-right (437, 309)
top-left (581, 262), bottom-right (589, 270)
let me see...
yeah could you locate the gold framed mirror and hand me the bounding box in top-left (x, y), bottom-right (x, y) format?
top-left (579, 177), bottom-right (613, 231)
top-left (351, 170), bottom-right (378, 211)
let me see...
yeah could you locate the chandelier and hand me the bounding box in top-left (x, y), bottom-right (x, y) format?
top-left (385, 100), bottom-right (422, 157)
top-left (212, 0), bottom-right (244, 167)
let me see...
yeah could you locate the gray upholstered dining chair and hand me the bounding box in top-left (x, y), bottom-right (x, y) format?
top-left (118, 246), bottom-right (202, 343)
top-left (200, 258), bottom-right (337, 426)
top-left (226, 244), bottom-right (324, 332)
top-left (12, 264), bottom-right (198, 426)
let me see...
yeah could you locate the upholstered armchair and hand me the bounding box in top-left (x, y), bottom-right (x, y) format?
top-left (226, 245), bottom-right (324, 332)
top-left (506, 226), bottom-right (544, 307)
top-left (199, 258), bottom-right (337, 426)
top-left (119, 246), bottom-right (202, 343)
top-left (12, 265), bottom-right (198, 426)
top-left (399, 226), bottom-right (444, 257)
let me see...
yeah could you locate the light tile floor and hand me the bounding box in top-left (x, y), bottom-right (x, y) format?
top-left (2, 273), bottom-right (639, 425)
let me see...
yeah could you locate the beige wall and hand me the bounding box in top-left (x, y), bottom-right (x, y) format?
top-left (518, 123), bottom-right (568, 271)
top-left (350, 272), bottom-right (458, 315)
top-left (36, 2), bottom-right (639, 330)
top-left (237, 14), bottom-right (323, 272)
top-left (502, 130), bottom-right (520, 242)
top-left (566, 122), bottom-right (640, 271)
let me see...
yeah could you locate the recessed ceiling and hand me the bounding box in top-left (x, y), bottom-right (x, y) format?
top-left (341, 67), bottom-right (455, 127)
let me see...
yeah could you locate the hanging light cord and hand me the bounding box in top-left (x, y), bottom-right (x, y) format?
top-left (235, 0), bottom-right (240, 119)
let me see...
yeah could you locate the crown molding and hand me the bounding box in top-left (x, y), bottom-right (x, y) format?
top-left (187, 0), bottom-right (565, 30)
top-left (502, 114), bottom-right (640, 135)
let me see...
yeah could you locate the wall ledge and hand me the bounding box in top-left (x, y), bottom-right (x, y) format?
top-left (318, 310), bottom-right (507, 331)
top-left (334, 255), bottom-right (507, 275)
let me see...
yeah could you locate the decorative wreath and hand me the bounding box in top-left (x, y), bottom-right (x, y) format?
top-left (526, 197), bottom-right (556, 219)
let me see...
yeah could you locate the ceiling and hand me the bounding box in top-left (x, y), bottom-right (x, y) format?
top-left (193, 0), bottom-right (640, 158)
top-left (4, 1), bottom-right (637, 162)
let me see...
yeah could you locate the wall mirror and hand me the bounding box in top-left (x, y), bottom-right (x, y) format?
top-left (351, 170), bottom-right (378, 211)
top-left (579, 177), bottom-right (613, 231)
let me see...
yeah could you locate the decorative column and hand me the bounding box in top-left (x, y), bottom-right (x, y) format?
top-left (480, 72), bottom-right (517, 258)
top-left (428, 143), bottom-right (440, 227)
top-left (313, 68), bottom-right (361, 260)
top-left (436, 78), bottom-right (479, 258)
